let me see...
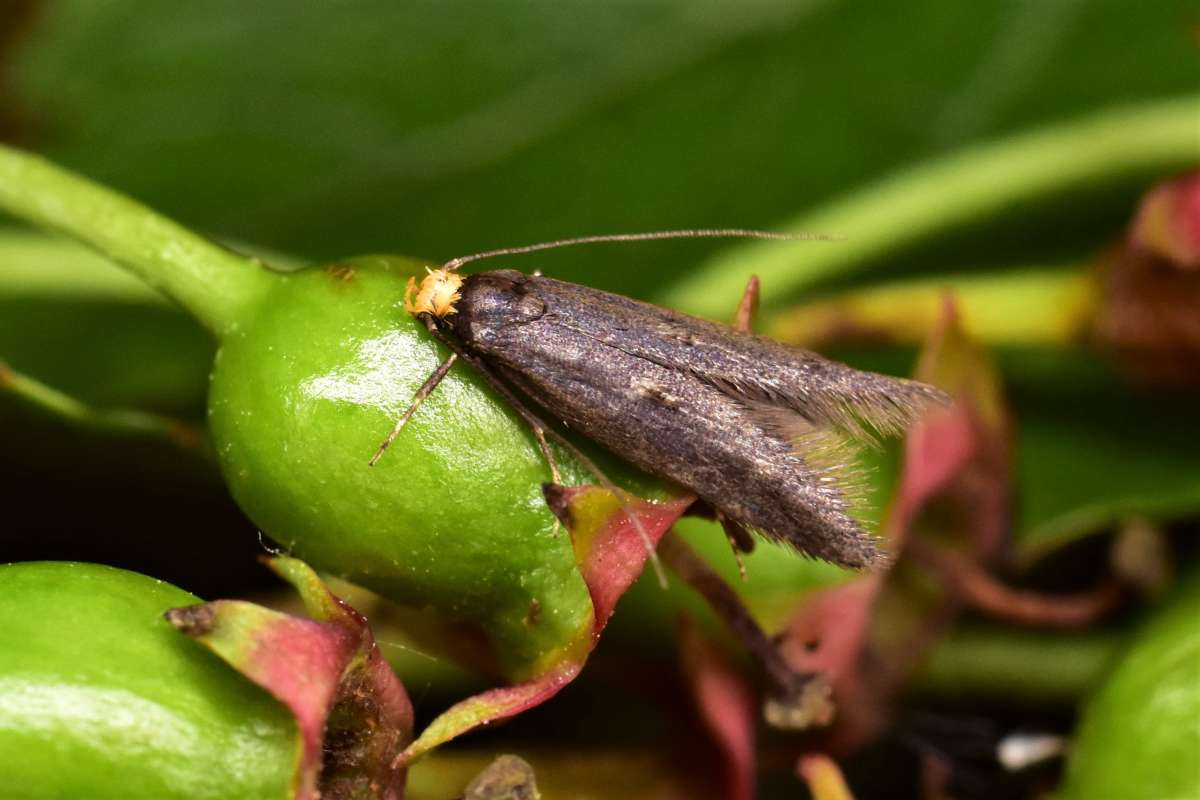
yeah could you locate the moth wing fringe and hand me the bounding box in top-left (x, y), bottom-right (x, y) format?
top-left (810, 376), bottom-right (949, 445)
top-left (745, 401), bottom-right (873, 518)
top-left (740, 517), bottom-right (892, 570)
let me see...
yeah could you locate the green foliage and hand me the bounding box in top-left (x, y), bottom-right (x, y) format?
top-left (1014, 356), bottom-right (1200, 558)
top-left (12, 1), bottom-right (1198, 296)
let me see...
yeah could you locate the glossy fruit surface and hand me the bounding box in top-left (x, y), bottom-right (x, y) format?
top-left (0, 561), bottom-right (298, 799)
top-left (208, 256), bottom-right (599, 679)
top-left (1059, 572), bottom-right (1200, 800)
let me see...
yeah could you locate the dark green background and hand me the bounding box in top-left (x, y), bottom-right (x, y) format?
top-left (7, 1), bottom-right (1197, 296)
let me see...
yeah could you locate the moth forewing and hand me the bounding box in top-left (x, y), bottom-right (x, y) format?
top-left (374, 231), bottom-right (947, 572)
top-left (447, 271), bottom-right (947, 569)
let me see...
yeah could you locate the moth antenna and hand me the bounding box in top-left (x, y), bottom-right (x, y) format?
top-left (441, 229), bottom-right (841, 272)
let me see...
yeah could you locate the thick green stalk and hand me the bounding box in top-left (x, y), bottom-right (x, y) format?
top-left (0, 145), bottom-right (274, 338)
top-left (664, 96), bottom-right (1200, 318)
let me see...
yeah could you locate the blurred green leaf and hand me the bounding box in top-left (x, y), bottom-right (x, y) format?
top-left (669, 96), bottom-right (1198, 315)
top-left (767, 266), bottom-right (1097, 348)
top-left (1011, 354), bottom-right (1200, 561)
top-left (912, 625), bottom-right (1121, 703)
top-left (11, 0), bottom-right (1199, 298)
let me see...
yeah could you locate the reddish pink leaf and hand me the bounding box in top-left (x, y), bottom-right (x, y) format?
top-left (899, 298), bottom-right (1122, 628)
top-left (776, 578), bottom-right (887, 752)
top-left (167, 557), bottom-right (412, 800)
top-left (397, 662), bottom-right (580, 767)
top-left (545, 484), bottom-right (695, 632)
top-left (774, 296), bottom-right (1011, 752)
top-left (778, 578), bottom-right (880, 689)
top-left (679, 615), bottom-right (757, 800)
top-left (888, 405), bottom-right (974, 546)
top-left (397, 485), bottom-right (693, 765)
top-left (1131, 170), bottom-right (1200, 269)
top-left (892, 294), bottom-right (1009, 559)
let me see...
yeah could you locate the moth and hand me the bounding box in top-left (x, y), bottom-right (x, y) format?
top-left (370, 230), bottom-right (946, 570)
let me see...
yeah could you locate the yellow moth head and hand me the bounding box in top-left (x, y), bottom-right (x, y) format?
top-left (404, 267), bottom-right (464, 318)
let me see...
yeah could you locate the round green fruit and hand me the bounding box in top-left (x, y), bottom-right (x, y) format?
top-left (1060, 573), bottom-right (1200, 800)
top-left (207, 256), bottom-right (597, 679)
top-left (0, 561), bottom-right (298, 799)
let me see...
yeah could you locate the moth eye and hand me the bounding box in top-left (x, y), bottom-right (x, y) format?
top-left (515, 294), bottom-right (546, 321)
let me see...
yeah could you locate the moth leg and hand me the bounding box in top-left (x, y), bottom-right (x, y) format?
top-left (423, 319), bottom-right (668, 584)
top-left (530, 427), bottom-right (563, 484)
top-left (719, 512), bottom-right (756, 553)
top-left (480, 381), bottom-right (564, 533)
top-left (658, 531), bottom-right (833, 727)
top-left (717, 512), bottom-right (755, 582)
top-left (499, 398), bottom-right (567, 492)
top-left (421, 320), bottom-right (565, 483)
top-left (488, 381), bottom-right (565, 483)
top-left (732, 274), bottom-right (761, 333)
top-left (368, 351), bottom-right (459, 466)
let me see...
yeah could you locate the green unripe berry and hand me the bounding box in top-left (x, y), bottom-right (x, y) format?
top-left (1059, 573), bottom-right (1200, 800)
top-left (208, 256), bottom-right (597, 679)
top-left (0, 561), bottom-right (298, 799)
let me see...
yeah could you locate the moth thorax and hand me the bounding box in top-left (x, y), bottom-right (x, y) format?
top-left (404, 267), bottom-right (464, 318)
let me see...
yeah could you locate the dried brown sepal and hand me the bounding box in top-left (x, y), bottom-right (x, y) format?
top-left (1095, 171), bottom-right (1200, 386)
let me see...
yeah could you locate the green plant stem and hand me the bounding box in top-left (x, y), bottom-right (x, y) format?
top-left (911, 626), bottom-right (1122, 702)
top-left (0, 145), bottom-right (274, 337)
top-left (664, 96), bottom-right (1200, 318)
top-left (0, 360), bottom-right (210, 456)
